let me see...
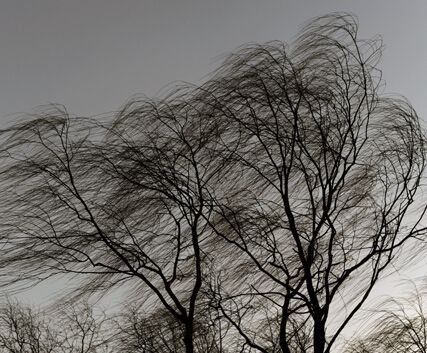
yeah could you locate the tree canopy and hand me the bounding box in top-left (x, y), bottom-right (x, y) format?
top-left (0, 13), bottom-right (425, 353)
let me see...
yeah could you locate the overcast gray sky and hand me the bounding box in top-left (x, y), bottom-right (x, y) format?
top-left (5, 0), bottom-right (427, 314)
top-left (1, 0), bottom-right (426, 124)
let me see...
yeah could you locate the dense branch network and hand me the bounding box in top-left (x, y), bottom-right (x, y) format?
top-left (0, 13), bottom-right (424, 353)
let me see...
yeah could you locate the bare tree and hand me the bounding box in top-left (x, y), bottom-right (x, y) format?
top-left (345, 283), bottom-right (427, 353)
top-left (0, 13), bottom-right (425, 353)
top-left (113, 304), bottom-right (229, 353)
top-left (0, 302), bottom-right (109, 353)
top-left (0, 98), bottom-right (218, 353)
top-left (0, 302), bottom-right (59, 353)
top-left (190, 13), bottom-right (427, 352)
top-left (56, 303), bottom-right (110, 353)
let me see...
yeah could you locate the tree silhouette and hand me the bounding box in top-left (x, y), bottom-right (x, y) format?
top-left (114, 305), bottom-right (228, 353)
top-left (0, 301), bottom-right (110, 353)
top-left (0, 13), bottom-right (425, 353)
top-left (346, 283), bottom-right (427, 353)
top-left (189, 13), bottom-right (427, 353)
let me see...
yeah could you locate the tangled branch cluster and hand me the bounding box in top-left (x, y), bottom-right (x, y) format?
top-left (0, 13), bottom-right (424, 353)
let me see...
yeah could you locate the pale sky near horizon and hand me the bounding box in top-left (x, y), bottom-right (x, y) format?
top-left (4, 0), bottom-right (427, 327)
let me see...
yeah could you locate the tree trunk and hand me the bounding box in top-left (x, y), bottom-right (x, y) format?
top-left (313, 320), bottom-right (326, 353)
top-left (183, 321), bottom-right (195, 353)
top-left (279, 298), bottom-right (291, 353)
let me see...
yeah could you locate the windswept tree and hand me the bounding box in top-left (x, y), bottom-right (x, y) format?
top-left (113, 305), bottom-right (229, 353)
top-left (345, 283), bottom-right (427, 353)
top-left (193, 13), bottom-right (426, 353)
top-left (0, 13), bottom-right (425, 353)
top-left (0, 100), bottom-right (217, 353)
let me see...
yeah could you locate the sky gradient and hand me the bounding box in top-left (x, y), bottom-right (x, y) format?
top-left (0, 0), bottom-right (426, 125)
top-left (4, 1), bottom-right (427, 318)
